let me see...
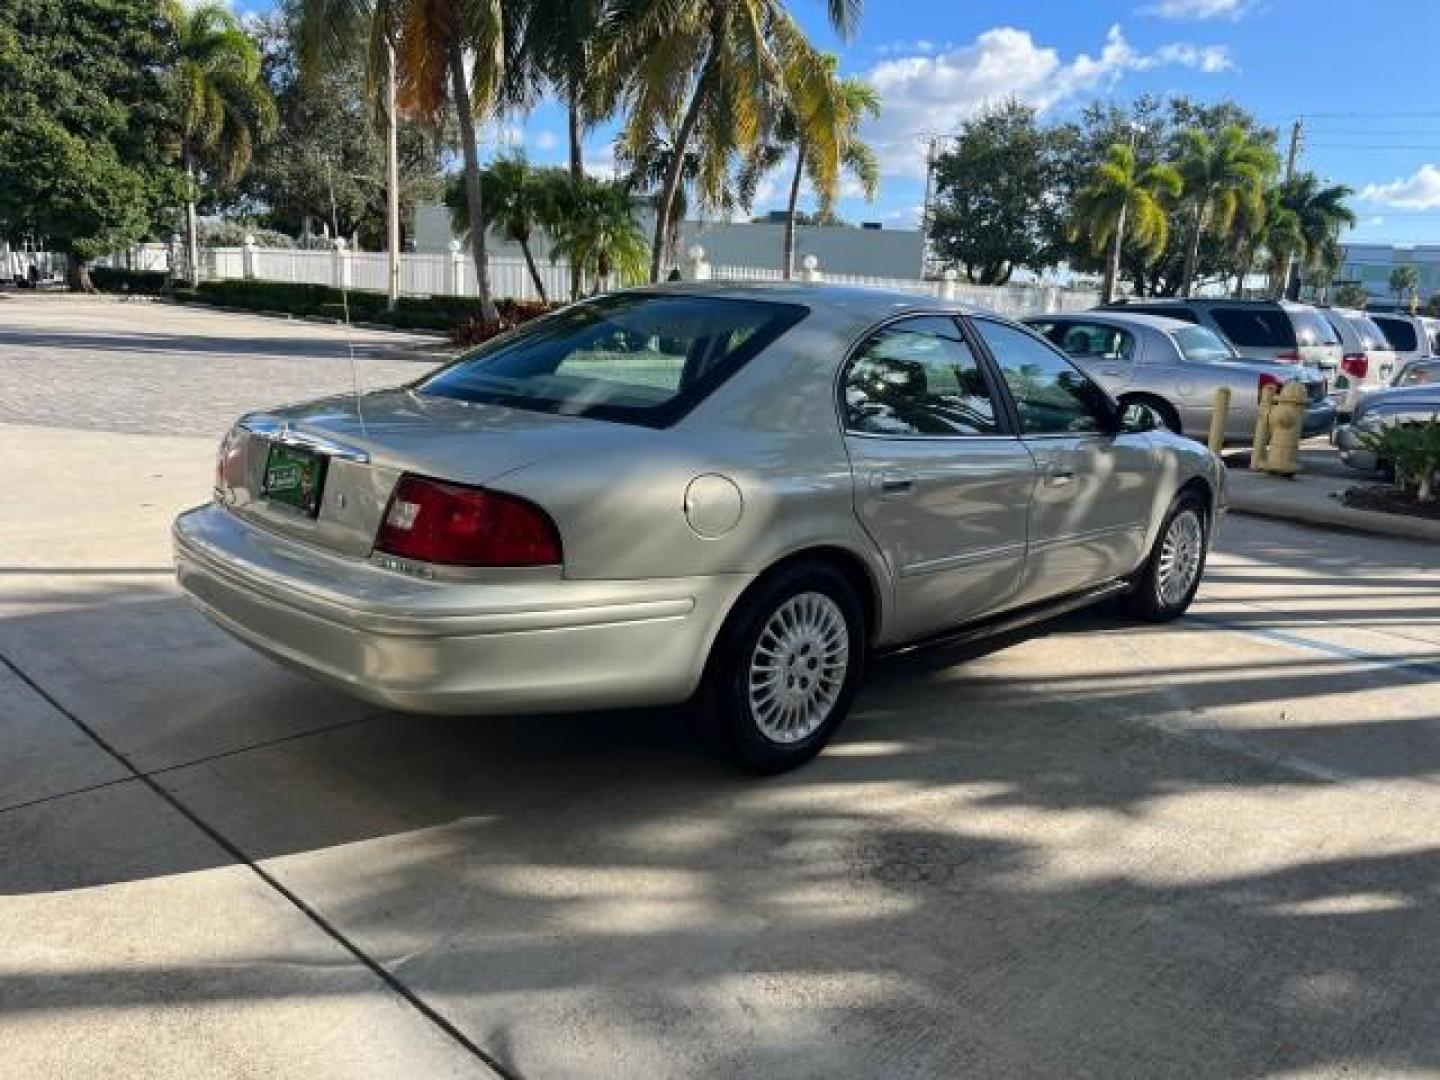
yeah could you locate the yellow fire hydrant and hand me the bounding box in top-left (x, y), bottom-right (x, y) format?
top-left (1261, 380), bottom-right (1309, 476)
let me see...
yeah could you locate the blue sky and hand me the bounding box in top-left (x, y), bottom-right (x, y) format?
top-left (242, 0), bottom-right (1440, 246)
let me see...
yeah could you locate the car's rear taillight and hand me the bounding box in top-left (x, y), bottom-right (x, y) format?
top-left (375, 475), bottom-right (561, 567)
top-left (1341, 353), bottom-right (1369, 379)
top-left (1258, 373), bottom-right (1284, 400)
top-left (1273, 350), bottom-right (1301, 364)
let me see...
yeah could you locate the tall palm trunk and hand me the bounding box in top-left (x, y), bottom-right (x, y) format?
top-left (519, 236), bottom-right (547, 302)
top-left (567, 74), bottom-right (583, 301)
top-left (649, 7), bottom-right (724, 282)
top-left (1101, 197), bottom-right (1128, 305)
top-left (782, 143), bottom-right (805, 281)
top-left (1180, 202), bottom-right (1206, 298)
top-left (448, 41), bottom-right (499, 322)
top-left (183, 145), bottom-right (201, 289)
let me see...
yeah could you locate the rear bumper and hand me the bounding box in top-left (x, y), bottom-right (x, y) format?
top-left (174, 503), bottom-right (752, 714)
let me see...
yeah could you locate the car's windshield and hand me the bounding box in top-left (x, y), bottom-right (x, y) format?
top-left (418, 293), bottom-right (807, 427)
top-left (1172, 325), bottom-right (1238, 363)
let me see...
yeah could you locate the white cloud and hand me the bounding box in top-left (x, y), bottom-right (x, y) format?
top-left (533, 130), bottom-right (560, 152)
top-left (860, 24), bottom-right (1234, 178)
top-left (1140, 0), bottom-right (1252, 19)
top-left (1361, 165), bottom-right (1440, 209)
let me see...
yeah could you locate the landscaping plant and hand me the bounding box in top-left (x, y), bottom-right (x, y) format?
top-left (1362, 418), bottom-right (1440, 503)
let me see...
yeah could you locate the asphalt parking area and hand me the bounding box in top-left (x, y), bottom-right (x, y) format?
top-left (2, 298), bottom-right (1438, 1078)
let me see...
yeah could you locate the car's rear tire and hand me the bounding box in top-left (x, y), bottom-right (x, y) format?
top-left (701, 561), bottom-right (866, 774)
top-left (1125, 490), bottom-right (1210, 622)
top-left (1119, 394), bottom-right (1183, 435)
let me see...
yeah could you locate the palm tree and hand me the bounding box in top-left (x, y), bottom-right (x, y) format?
top-left (1390, 264), bottom-right (1420, 310)
top-left (546, 177), bottom-right (649, 294)
top-left (620, 136), bottom-right (738, 279)
top-left (447, 156), bottom-right (557, 301)
top-left (608, 0), bottom-right (864, 282)
top-left (1175, 124), bottom-right (1276, 297)
top-left (739, 63), bottom-right (880, 279)
top-left (169, 1), bottom-right (277, 287)
top-left (1070, 142), bottom-right (1181, 305)
top-left (1271, 172), bottom-right (1356, 298)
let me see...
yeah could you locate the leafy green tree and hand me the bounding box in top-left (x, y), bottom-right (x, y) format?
top-left (546, 177), bottom-right (649, 293)
top-left (1176, 123), bottom-right (1276, 297)
top-left (609, 0), bottom-right (862, 282)
top-left (929, 102), bottom-right (1061, 285)
top-left (1390, 264), bottom-right (1420, 310)
top-left (169, 1), bottom-right (277, 286)
top-left (738, 61), bottom-right (880, 279)
top-left (446, 156), bottom-right (562, 301)
top-left (1070, 142), bottom-right (1181, 303)
top-left (0, 0), bottom-right (181, 290)
top-left (233, 14), bottom-right (443, 250)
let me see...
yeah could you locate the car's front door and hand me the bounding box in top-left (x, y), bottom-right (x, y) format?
top-left (841, 315), bottom-right (1036, 643)
top-left (971, 317), bottom-right (1157, 605)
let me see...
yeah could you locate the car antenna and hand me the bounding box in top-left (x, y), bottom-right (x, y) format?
top-left (327, 161), bottom-right (368, 438)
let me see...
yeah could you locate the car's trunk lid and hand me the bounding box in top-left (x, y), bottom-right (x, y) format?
top-left (221, 388), bottom-right (635, 558)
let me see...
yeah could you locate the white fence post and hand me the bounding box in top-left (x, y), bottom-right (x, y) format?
top-left (447, 240), bottom-right (465, 296)
top-left (682, 244), bottom-right (712, 282)
top-left (242, 234), bottom-right (257, 280)
top-left (941, 268), bottom-right (958, 301)
top-left (801, 254), bottom-right (822, 282)
top-left (332, 238), bottom-right (352, 290)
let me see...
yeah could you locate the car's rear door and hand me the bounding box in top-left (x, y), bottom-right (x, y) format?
top-left (841, 315), bottom-right (1036, 642)
top-left (969, 316), bottom-right (1156, 605)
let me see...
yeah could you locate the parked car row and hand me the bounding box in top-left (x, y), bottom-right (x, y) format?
top-left (1030, 296), bottom-right (1440, 452)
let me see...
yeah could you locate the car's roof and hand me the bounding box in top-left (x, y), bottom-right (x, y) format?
top-left (1028, 310), bottom-right (1192, 333)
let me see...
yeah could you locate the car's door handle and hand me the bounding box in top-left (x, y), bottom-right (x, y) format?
top-left (1045, 468), bottom-right (1076, 487)
top-left (874, 472), bottom-right (916, 495)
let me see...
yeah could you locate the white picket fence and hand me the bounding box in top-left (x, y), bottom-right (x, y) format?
top-left (103, 242), bottom-right (1098, 316)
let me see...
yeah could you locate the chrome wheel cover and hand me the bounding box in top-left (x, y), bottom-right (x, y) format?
top-left (748, 591), bottom-right (850, 744)
top-left (1157, 509), bottom-right (1204, 607)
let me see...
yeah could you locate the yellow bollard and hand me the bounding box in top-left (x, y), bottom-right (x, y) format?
top-left (1262, 380), bottom-right (1309, 477)
top-left (1207, 386), bottom-right (1231, 455)
top-left (1250, 383), bottom-right (1276, 471)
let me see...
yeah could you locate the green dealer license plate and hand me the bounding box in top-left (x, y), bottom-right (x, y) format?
top-left (262, 442), bottom-right (328, 517)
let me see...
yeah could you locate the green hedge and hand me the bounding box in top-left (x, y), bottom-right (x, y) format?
top-left (90, 268), bottom-right (169, 295)
top-left (173, 279), bottom-right (551, 333)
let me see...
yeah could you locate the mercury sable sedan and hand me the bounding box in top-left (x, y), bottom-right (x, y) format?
top-left (175, 284), bottom-right (1225, 772)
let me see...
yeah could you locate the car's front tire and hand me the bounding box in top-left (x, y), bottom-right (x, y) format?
top-left (1126, 490), bottom-right (1210, 622)
top-left (702, 561), bottom-right (866, 774)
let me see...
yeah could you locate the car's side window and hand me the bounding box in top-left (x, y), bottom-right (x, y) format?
top-left (973, 318), bottom-right (1110, 436)
top-left (1055, 322), bottom-right (1134, 362)
top-left (843, 316), bottom-right (1002, 437)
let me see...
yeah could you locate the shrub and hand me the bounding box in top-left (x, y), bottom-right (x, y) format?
top-left (90, 268), bottom-right (169, 295)
top-left (174, 279), bottom-right (557, 335)
top-left (1362, 418), bottom-right (1440, 502)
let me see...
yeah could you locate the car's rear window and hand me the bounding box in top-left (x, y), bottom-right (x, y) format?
top-left (1173, 325), bottom-right (1237, 363)
top-left (1288, 307), bottom-right (1341, 346)
top-left (1373, 315), bottom-right (1418, 353)
top-left (1348, 314), bottom-right (1390, 351)
top-left (1210, 307), bottom-right (1299, 349)
top-left (418, 293), bottom-right (807, 427)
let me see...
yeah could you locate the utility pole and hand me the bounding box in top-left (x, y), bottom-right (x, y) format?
top-left (385, 38), bottom-right (401, 312)
top-left (1276, 118), bottom-right (1303, 300)
top-left (919, 136), bottom-right (938, 278)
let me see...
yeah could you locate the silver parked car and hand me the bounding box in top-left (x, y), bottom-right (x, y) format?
top-left (1370, 311), bottom-right (1439, 369)
top-left (1027, 311), bottom-right (1333, 444)
top-left (1333, 383), bottom-right (1440, 472)
top-left (175, 285), bottom-right (1225, 772)
top-left (1100, 298), bottom-right (1344, 374)
top-left (1393, 357), bottom-right (1440, 387)
top-left (1320, 307), bottom-right (1399, 406)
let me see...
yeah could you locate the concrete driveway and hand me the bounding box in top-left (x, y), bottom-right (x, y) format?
top-left (2, 297), bottom-right (1439, 1078)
